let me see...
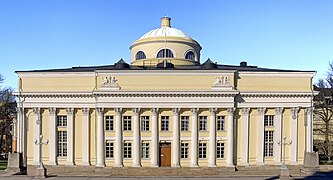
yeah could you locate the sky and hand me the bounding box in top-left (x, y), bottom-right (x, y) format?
top-left (0, 0), bottom-right (332, 90)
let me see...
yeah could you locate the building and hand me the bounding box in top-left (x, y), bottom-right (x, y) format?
top-left (15, 17), bottom-right (316, 169)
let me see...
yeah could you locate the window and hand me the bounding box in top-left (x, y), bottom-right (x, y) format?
top-left (199, 142), bottom-right (207, 159)
top-left (264, 131), bottom-right (274, 157)
top-left (199, 116), bottom-right (207, 131)
top-left (264, 115), bottom-right (274, 127)
top-left (181, 116), bottom-right (189, 131)
top-left (135, 51), bottom-right (146, 60)
top-left (217, 116), bottom-right (225, 131)
top-left (124, 142), bottom-right (132, 159)
top-left (157, 49), bottom-right (174, 58)
top-left (106, 142), bottom-right (114, 158)
top-left (142, 142), bottom-right (150, 159)
top-left (57, 131), bottom-right (67, 157)
top-left (185, 51), bottom-right (195, 60)
top-left (123, 116), bottom-right (132, 131)
top-left (161, 116), bottom-right (169, 131)
top-left (105, 116), bottom-right (114, 131)
top-left (141, 116), bottom-right (150, 131)
top-left (181, 142), bottom-right (189, 159)
top-left (217, 142), bottom-right (225, 159)
top-left (57, 115), bottom-right (67, 127)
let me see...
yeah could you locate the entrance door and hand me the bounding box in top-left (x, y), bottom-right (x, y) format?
top-left (159, 143), bottom-right (171, 167)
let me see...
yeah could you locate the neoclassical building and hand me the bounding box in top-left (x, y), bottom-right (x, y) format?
top-left (15, 17), bottom-right (316, 169)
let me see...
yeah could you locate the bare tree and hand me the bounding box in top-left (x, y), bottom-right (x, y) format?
top-left (314, 62), bottom-right (333, 163)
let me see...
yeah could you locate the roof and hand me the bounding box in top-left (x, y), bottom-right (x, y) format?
top-left (139, 26), bottom-right (191, 40)
top-left (15, 59), bottom-right (315, 73)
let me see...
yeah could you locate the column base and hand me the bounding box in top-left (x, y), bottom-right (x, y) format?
top-left (96, 163), bottom-right (105, 167)
top-left (35, 166), bottom-right (47, 178)
top-left (240, 162), bottom-right (249, 166)
top-left (290, 161), bottom-right (298, 165)
top-left (132, 163), bottom-right (141, 167)
top-left (226, 163), bottom-right (235, 168)
top-left (150, 164), bottom-right (159, 167)
top-left (66, 162), bottom-right (75, 166)
top-left (48, 161), bottom-right (57, 166)
top-left (256, 162), bottom-right (265, 166)
top-left (274, 162), bottom-right (282, 166)
top-left (114, 163), bottom-right (123, 167)
top-left (190, 164), bottom-right (199, 168)
top-left (82, 162), bottom-right (91, 166)
top-left (172, 164), bottom-right (181, 168)
top-left (208, 164), bottom-right (217, 167)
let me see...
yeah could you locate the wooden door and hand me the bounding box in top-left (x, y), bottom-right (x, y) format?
top-left (159, 143), bottom-right (171, 167)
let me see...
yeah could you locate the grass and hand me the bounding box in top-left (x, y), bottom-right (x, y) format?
top-left (0, 159), bottom-right (7, 170)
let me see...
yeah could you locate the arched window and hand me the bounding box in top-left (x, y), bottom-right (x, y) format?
top-left (157, 49), bottom-right (174, 58)
top-left (185, 51), bottom-right (195, 60)
top-left (135, 51), bottom-right (146, 60)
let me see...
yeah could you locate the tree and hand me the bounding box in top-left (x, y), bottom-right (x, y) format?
top-left (0, 74), bottom-right (16, 157)
top-left (314, 62), bottom-right (333, 163)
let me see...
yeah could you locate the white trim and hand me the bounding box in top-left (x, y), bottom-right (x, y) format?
top-left (96, 70), bottom-right (236, 76)
top-left (239, 71), bottom-right (315, 77)
top-left (16, 72), bottom-right (95, 77)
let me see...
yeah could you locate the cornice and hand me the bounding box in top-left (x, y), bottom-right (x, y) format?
top-left (239, 71), bottom-right (316, 77)
top-left (240, 92), bottom-right (315, 98)
top-left (16, 72), bottom-right (95, 78)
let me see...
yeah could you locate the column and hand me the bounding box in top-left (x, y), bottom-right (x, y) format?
top-left (16, 107), bottom-right (23, 153)
top-left (306, 107), bottom-right (313, 152)
top-left (274, 107), bottom-right (283, 165)
top-left (151, 108), bottom-right (159, 167)
top-left (12, 116), bottom-right (17, 152)
top-left (96, 108), bottom-right (105, 167)
top-left (241, 108), bottom-right (250, 166)
top-left (190, 108), bottom-right (199, 167)
top-left (290, 107), bottom-right (299, 164)
top-left (48, 107), bottom-right (57, 165)
top-left (208, 108), bottom-right (217, 167)
top-left (82, 108), bottom-right (90, 166)
top-left (227, 108), bottom-right (235, 167)
top-left (257, 107), bottom-right (266, 165)
top-left (33, 107), bottom-right (40, 165)
top-left (66, 108), bottom-right (74, 165)
top-left (115, 108), bottom-right (123, 167)
top-left (133, 108), bottom-right (141, 167)
top-left (172, 108), bottom-right (180, 167)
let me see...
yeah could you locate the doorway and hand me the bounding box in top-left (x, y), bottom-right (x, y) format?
top-left (159, 142), bottom-right (171, 167)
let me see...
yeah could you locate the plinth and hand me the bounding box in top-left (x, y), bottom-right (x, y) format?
top-left (35, 165), bottom-right (47, 178)
top-left (279, 167), bottom-right (290, 179)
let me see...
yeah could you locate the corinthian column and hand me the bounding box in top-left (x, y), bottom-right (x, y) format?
top-left (227, 108), bottom-right (235, 167)
top-left (274, 107), bottom-right (283, 165)
top-left (33, 107), bottom-right (40, 165)
top-left (66, 108), bottom-right (74, 166)
top-left (257, 107), bottom-right (266, 165)
top-left (241, 108), bottom-right (250, 166)
top-left (115, 108), bottom-right (123, 167)
top-left (290, 107), bottom-right (299, 164)
top-left (306, 108), bottom-right (313, 152)
top-left (172, 108), bottom-right (180, 167)
top-left (96, 108), bottom-right (105, 167)
top-left (48, 107), bottom-right (57, 165)
top-left (190, 108), bottom-right (199, 167)
top-left (208, 108), bottom-right (217, 167)
top-left (82, 108), bottom-right (90, 166)
top-left (151, 108), bottom-right (159, 167)
top-left (133, 108), bottom-right (141, 167)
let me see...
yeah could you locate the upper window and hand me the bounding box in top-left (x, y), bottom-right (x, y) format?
top-left (264, 115), bottom-right (274, 127)
top-left (57, 116), bottom-right (67, 127)
top-left (199, 116), bottom-right (208, 131)
top-left (217, 116), bottom-right (225, 131)
top-left (185, 51), bottom-right (195, 60)
top-left (135, 51), bottom-right (146, 60)
top-left (161, 116), bottom-right (169, 131)
top-left (157, 49), bottom-right (174, 58)
top-left (181, 116), bottom-right (189, 131)
top-left (105, 116), bottom-right (114, 131)
top-left (123, 116), bottom-right (132, 131)
top-left (141, 116), bottom-right (150, 131)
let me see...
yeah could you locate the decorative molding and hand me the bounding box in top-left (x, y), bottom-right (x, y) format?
top-left (100, 76), bottom-right (121, 90)
top-left (151, 108), bottom-right (159, 115)
top-left (132, 108), bottom-right (141, 115)
top-left (48, 107), bottom-right (56, 115)
top-left (172, 108), bottom-right (180, 115)
top-left (66, 108), bottom-right (74, 115)
top-left (275, 107), bottom-right (284, 116)
top-left (239, 71), bottom-right (315, 78)
top-left (291, 107), bottom-right (300, 119)
top-left (96, 108), bottom-right (104, 116)
top-left (258, 107), bottom-right (266, 115)
top-left (115, 108), bottom-right (122, 116)
top-left (227, 108), bottom-right (235, 115)
top-left (240, 92), bottom-right (316, 98)
top-left (82, 108), bottom-right (89, 115)
top-left (306, 107), bottom-right (312, 115)
top-left (191, 108), bottom-right (199, 115)
top-left (209, 108), bottom-right (217, 115)
top-left (241, 108), bottom-right (250, 115)
top-left (211, 76), bottom-right (233, 90)
top-left (33, 107), bottom-right (40, 115)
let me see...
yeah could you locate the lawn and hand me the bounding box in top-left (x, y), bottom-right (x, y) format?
top-left (0, 159), bottom-right (7, 170)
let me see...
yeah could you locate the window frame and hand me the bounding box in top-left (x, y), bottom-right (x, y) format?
top-left (181, 142), bottom-right (189, 159)
top-left (124, 142), bottom-right (132, 159)
top-left (161, 116), bottom-right (169, 131)
top-left (216, 142), bottom-right (225, 159)
top-left (185, 51), bottom-right (195, 60)
top-left (135, 51), bottom-right (146, 60)
top-left (57, 115), bottom-right (67, 127)
top-left (264, 131), bottom-right (274, 157)
top-left (217, 116), bottom-right (225, 131)
top-left (157, 49), bottom-right (174, 58)
top-left (105, 141), bottom-right (114, 159)
top-left (264, 115), bottom-right (274, 127)
top-left (199, 116), bottom-right (208, 131)
top-left (181, 116), bottom-right (190, 131)
top-left (199, 142), bottom-right (207, 159)
top-left (105, 115), bottom-right (114, 131)
top-left (141, 142), bottom-right (150, 159)
top-left (57, 131), bottom-right (67, 157)
top-left (123, 116), bottom-right (132, 131)
top-left (141, 116), bottom-right (150, 131)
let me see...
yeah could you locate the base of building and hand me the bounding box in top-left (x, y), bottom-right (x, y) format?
top-left (35, 166), bottom-right (47, 178)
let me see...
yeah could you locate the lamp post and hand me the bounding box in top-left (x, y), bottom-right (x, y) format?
top-left (277, 136), bottom-right (292, 177)
top-left (34, 134), bottom-right (49, 178)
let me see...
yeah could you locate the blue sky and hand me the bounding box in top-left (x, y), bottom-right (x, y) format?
top-left (0, 0), bottom-right (332, 89)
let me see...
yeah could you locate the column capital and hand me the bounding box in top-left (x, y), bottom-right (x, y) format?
top-left (257, 107), bottom-right (266, 115)
top-left (115, 108), bottom-right (122, 116)
top-left (132, 108), bottom-right (141, 115)
top-left (241, 108), bottom-right (250, 115)
top-left (16, 107), bottom-right (23, 114)
top-left (82, 108), bottom-right (90, 115)
top-left (227, 108), bottom-right (235, 115)
top-left (209, 108), bottom-right (217, 115)
top-left (66, 108), bottom-right (74, 115)
top-left (33, 107), bottom-right (40, 115)
top-left (275, 107), bottom-right (284, 116)
top-left (172, 108), bottom-right (180, 115)
top-left (151, 108), bottom-right (159, 115)
top-left (96, 108), bottom-right (104, 116)
top-left (49, 107), bottom-right (56, 115)
top-left (306, 107), bottom-right (312, 115)
top-left (291, 107), bottom-right (300, 119)
top-left (191, 108), bottom-right (199, 115)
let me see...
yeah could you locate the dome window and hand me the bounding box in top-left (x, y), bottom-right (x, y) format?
top-left (185, 51), bottom-right (195, 60)
top-left (135, 51), bottom-right (146, 60)
top-left (157, 49), bottom-right (174, 58)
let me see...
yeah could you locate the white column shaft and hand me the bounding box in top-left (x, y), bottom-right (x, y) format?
top-left (274, 107), bottom-right (283, 165)
top-left (82, 108), bottom-right (90, 166)
top-left (133, 108), bottom-right (141, 167)
top-left (66, 108), bottom-right (74, 166)
top-left (96, 108), bottom-right (105, 167)
top-left (290, 107), bottom-right (299, 164)
top-left (190, 108), bottom-right (198, 167)
top-left (306, 108), bottom-right (313, 152)
top-left (115, 108), bottom-right (123, 167)
top-left (33, 108), bottom-right (40, 165)
top-left (17, 107), bottom-right (23, 153)
top-left (257, 108), bottom-right (266, 165)
top-left (172, 108), bottom-right (180, 167)
top-left (48, 108), bottom-right (57, 165)
top-left (241, 108), bottom-right (250, 166)
top-left (208, 108), bottom-right (216, 167)
top-left (227, 108), bottom-right (234, 167)
top-left (151, 108), bottom-right (159, 167)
